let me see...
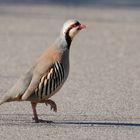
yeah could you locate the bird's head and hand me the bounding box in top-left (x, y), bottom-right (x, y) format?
top-left (61, 19), bottom-right (86, 40)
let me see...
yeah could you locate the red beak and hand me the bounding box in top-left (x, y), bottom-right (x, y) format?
top-left (79, 23), bottom-right (86, 30)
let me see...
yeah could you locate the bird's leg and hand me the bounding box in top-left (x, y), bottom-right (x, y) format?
top-left (31, 102), bottom-right (39, 123)
top-left (45, 99), bottom-right (57, 112)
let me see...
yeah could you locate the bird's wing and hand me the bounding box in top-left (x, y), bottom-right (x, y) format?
top-left (31, 60), bottom-right (65, 100)
top-left (21, 57), bottom-right (54, 100)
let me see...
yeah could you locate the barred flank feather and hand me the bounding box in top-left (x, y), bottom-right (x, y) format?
top-left (34, 61), bottom-right (65, 99)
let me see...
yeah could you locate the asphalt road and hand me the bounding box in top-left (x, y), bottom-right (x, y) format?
top-left (0, 4), bottom-right (140, 140)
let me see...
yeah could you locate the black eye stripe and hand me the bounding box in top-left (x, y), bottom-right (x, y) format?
top-left (65, 21), bottom-right (80, 49)
top-left (75, 21), bottom-right (80, 26)
top-left (72, 21), bottom-right (80, 27)
top-left (70, 21), bottom-right (80, 28)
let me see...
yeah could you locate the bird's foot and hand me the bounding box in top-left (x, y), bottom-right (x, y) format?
top-left (45, 99), bottom-right (57, 112)
top-left (32, 117), bottom-right (53, 123)
top-left (32, 117), bottom-right (39, 123)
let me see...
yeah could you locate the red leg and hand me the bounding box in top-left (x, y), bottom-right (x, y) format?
top-left (45, 99), bottom-right (57, 112)
top-left (31, 102), bottom-right (39, 123)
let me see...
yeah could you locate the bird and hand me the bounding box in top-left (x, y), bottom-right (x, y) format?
top-left (0, 19), bottom-right (86, 123)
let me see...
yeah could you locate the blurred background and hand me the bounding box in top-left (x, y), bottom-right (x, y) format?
top-left (0, 0), bottom-right (140, 7)
top-left (0, 0), bottom-right (140, 121)
top-left (0, 0), bottom-right (140, 119)
top-left (0, 1), bottom-right (140, 139)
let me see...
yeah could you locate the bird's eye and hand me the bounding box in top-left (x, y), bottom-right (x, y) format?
top-left (71, 24), bottom-right (77, 28)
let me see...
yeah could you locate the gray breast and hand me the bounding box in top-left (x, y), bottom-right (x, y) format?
top-left (33, 61), bottom-right (65, 100)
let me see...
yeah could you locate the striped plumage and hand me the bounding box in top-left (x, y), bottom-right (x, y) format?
top-left (33, 61), bottom-right (65, 100)
top-left (0, 19), bottom-right (86, 123)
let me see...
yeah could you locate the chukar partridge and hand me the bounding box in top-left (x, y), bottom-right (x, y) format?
top-left (0, 19), bottom-right (86, 123)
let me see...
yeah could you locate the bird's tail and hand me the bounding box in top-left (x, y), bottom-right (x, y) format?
top-left (0, 100), bottom-right (5, 105)
top-left (0, 95), bottom-right (11, 106)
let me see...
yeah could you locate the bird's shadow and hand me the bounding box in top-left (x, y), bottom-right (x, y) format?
top-left (0, 114), bottom-right (140, 127)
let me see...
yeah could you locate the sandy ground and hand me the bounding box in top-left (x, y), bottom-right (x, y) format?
top-left (0, 4), bottom-right (140, 140)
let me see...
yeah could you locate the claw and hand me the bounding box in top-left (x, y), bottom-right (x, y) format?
top-left (31, 99), bottom-right (57, 123)
top-left (32, 117), bottom-right (52, 123)
top-left (32, 117), bottom-right (39, 123)
top-left (45, 99), bottom-right (57, 112)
